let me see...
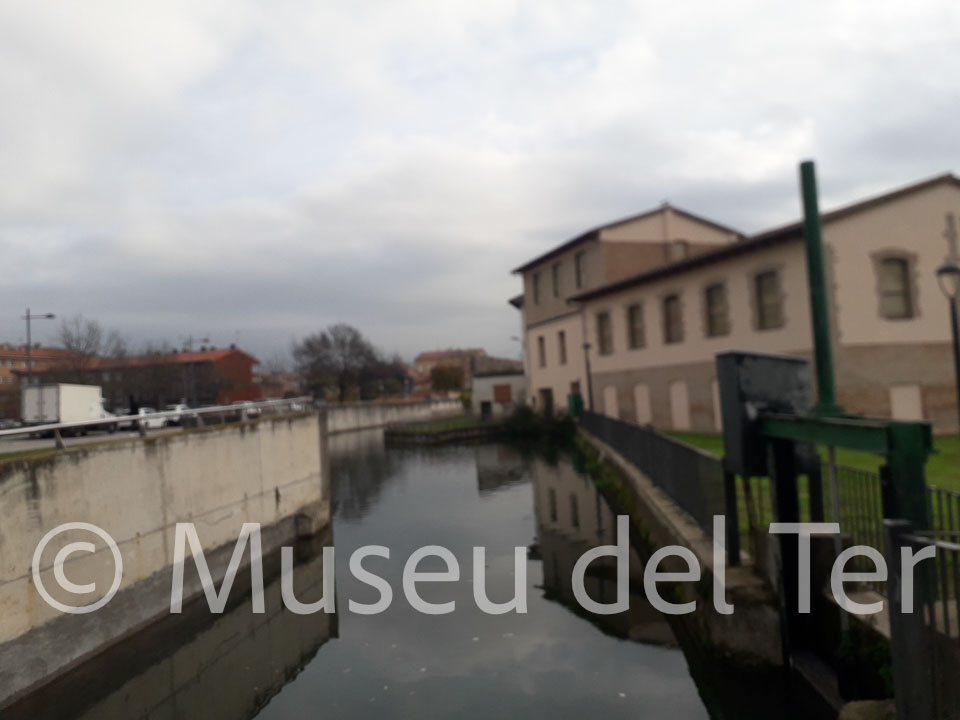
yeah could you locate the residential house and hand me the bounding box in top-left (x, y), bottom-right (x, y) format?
top-left (513, 173), bottom-right (960, 433)
top-left (472, 369), bottom-right (526, 418)
top-left (512, 204), bottom-right (742, 414)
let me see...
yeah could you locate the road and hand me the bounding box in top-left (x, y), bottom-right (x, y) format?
top-left (0, 426), bottom-right (182, 455)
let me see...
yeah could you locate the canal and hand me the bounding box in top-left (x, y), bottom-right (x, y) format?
top-left (7, 430), bottom-right (795, 719)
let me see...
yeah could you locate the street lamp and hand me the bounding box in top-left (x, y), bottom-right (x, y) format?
top-left (936, 262), bottom-right (960, 435)
top-left (21, 308), bottom-right (56, 385)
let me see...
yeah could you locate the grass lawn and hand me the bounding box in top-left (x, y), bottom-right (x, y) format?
top-left (667, 431), bottom-right (960, 491)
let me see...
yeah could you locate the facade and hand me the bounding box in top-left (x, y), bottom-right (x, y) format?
top-left (28, 347), bottom-right (262, 410)
top-left (410, 348), bottom-right (488, 393)
top-left (472, 370), bottom-right (526, 418)
top-left (515, 173), bottom-right (960, 433)
top-left (512, 204), bottom-right (742, 414)
top-left (98, 348), bottom-right (263, 408)
top-left (410, 348), bottom-right (522, 394)
top-left (0, 345), bottom-right (73, 418)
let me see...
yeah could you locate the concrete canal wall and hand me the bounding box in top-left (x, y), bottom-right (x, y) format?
top-left (4, 533), bottom-right (335, 720)
top-left (326, 398), bottom-right (461, 434)
top-left (0, 412), bottom-right (328, 705)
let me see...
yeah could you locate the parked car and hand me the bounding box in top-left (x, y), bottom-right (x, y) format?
top-left (164, 403), bottom-right (191, 426)
top-left (116, 407), bottom-right (166, 431)
top-left (231, 401), bottom-right (261, 418)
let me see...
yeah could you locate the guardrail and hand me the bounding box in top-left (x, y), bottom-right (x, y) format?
top-left (0, 396), bottom-right (314, 450)
top-left (579, 410), bottom-right (729, 545)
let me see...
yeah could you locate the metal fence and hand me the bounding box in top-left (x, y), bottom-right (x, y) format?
top-left (886, 522), bottom-right (960, 719)
top-left (826, 463), bottom-right (886, 593)
top-left (0, 396), bottom-right (313, 450)
top-left (579, 410), bottom-right (726, 537)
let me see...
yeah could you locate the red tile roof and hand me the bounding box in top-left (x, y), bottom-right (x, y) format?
top-left (92, 348), bottom-right (259, 369)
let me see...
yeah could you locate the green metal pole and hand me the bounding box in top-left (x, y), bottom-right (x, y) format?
top-left (799, 161), bottom-right (843, 416)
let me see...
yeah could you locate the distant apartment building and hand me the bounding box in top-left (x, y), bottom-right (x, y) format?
top-left (28, 346), bottom-right (262, 410)
top-left (410, 348), bottom-right (488, 393)
top-left (513, 174), bottom-right (960, 433)
top-left (410, 348), bottom-right (522, 394)
top-left (0, 344), bottom-right (73, 418)
top-left (512, 204), bottom-right (741, 415)
top-left (96, 347), bottom-right (263, 408)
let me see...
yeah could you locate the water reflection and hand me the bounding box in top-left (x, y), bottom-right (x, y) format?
top-left (474, 444), bottom-right (527, 495)
top-left (8, 441), bottom-right (711, 720)
top-left (328, 429), bottom-right (399, 521)
top-left (531, 458), bottom-right (677, 647)
top-left (257, 445), bottom-right (708, 720)
top-left (3, 533), bottom-right (335, 720)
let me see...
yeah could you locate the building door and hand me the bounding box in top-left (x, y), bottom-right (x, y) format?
top-left (539, 388), bottom-right (554, 417)
top-left (603, 386), bottom-right (619, 419)
top-left (669, 380), bottom-right (690, 430)
top-left (633, 383), bottom-right (652, 424)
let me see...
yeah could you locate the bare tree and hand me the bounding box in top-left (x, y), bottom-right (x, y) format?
top-left (293, 323), bottom-right (382, 402)
top-left (55, 315), bottom-right (127, 383)
top-left (263, 350), bottom-right (292, 375)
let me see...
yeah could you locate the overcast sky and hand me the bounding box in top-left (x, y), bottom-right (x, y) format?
top-left (1, 0), bottom-right (957, 363)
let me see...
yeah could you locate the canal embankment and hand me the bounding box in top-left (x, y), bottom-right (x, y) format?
top-left (384, 415), bottom-right (506, 446)
top-left (0, 411), bottom-right (328, 708)
top-left (326, 398), bottom-right (461, 434)
top-left (576, 425), bottom-right (782, 667)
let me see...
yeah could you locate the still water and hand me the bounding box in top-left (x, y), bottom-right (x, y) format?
top-left (9, 430), bottom-right (713, 719)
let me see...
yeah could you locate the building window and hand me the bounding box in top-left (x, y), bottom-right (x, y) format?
top-left (627, 303), bottom-right (645, 349)
top-left (704, 282), bottom-right (729, 337)
top-left (662, 294), bottom-right (683, 344)
top-left (877, 256), bottom-right (913, 319)
top-left (754, 270), bottom-right (784, 330)
top-left (570, 494), bottom-right (579, 529)
top-left (596, 312), bottom-right (613, 355)
top-left (532, 272), bottom-right (541, 305)
top-left (552, 262), bottom-right (561, 298)
top-left (548, 488), bottom-right (558, 522)
top-left (558, 331), bottom-right (567, 365)
top-left (537, 336), bottom-right (546, 367)
top-left (575, 251), bottom-right (586, 289)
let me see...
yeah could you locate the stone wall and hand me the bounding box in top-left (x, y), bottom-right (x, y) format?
top-left (590, 342), bottom-right (957, 434)
top-left (326, 398), bottom-right (461, 433)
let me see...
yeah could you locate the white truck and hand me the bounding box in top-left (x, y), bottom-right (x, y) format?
top-left (21, 384), bottom-right (117, 434)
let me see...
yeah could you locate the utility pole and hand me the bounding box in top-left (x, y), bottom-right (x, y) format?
top-left (22, 308), bottom-right (56, 385)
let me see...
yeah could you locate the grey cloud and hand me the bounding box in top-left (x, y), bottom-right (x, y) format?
top-left (0, 1), bottom-right (957, 361)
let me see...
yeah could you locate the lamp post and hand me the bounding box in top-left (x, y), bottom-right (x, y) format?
top-left (936, 262), bottom-right (960, 436)
top-left (22, 308), bottom-right (56, 385)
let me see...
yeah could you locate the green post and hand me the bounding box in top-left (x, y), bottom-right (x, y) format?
top-left (884, 422), bottom-right (931, 530)
top-left (799, 161), bottom-right (843, 416)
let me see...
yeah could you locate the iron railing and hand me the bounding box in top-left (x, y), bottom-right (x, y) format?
top-left (579, 410), bottom-right (726, 537)
top-left (888, 525), bottom-right (960, 718)
top-left (0, 396), bottom-right (313, 450)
